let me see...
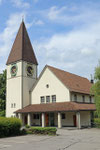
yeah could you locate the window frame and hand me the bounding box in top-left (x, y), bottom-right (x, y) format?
top-left (14, 103), bottom-right (16, 108)
top-left (46, 96), bottom-right (50, 103)
top-left (52, 95), bottom-right (56, 103)
top-left (34, 114), bottom-right (40, 119)
top-left (40, 96), bottom-right (45, 103)
top-left (11, 103), bottom-right (13, 108)
top-left (62, 113), bottom-right (66, 119)
top-left (74, 94), bottom-right (77, 102)
top-left (89, 96), bottom-right (92, 103)
top-left (82, 95), bottom-right (85, 103)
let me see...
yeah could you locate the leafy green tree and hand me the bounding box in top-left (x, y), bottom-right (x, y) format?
top-left (0, 70), bottom-right (6, 116)
top-left (92, 62), bottom-right (100, 118)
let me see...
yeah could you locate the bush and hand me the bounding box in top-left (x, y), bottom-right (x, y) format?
top-left (20, 129), bottom-right (27, 135)
top-left (26, 127), bottom-right (57, 135)
top-left (94, 118), bottom-right (100, 128)
top-left (0, 117), bottom-right (22, 138)
top-left (25, 124), bottom-right (30, 128)
top-left (0, 111), bottom-right (5, 117)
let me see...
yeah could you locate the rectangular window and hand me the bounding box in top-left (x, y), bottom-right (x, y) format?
top-left (11, 103), bottom-right (16, 108)
top-left (74, 94), bottom-right (77, 101)
top-left (11, 103), bottom-right (13, 108)
top-left (90, 96), bottom-right (92, 103)
top-left (52, 95), bottom-right (56, 103)
top-left (34, 114), bottom-right (39, 119)
top-left (46, 96), bottom-right (50, 103)
top-left (40, 96), bottom-right (45, 103)
top-left (14, 103), bottom-right (16, 108)
top-left (82, 95), bottom-right (85, 102)
top-left (62, 113), bottom-right (66, 119)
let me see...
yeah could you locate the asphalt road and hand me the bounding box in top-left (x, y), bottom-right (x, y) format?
top-left (0, 128), bottom-right (100, 150)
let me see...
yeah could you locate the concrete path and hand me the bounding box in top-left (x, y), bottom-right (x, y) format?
top-left (0, 128), bottom-right (100, 150)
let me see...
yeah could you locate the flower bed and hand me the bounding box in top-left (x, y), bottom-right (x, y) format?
top-left (26, 127), bottom-right (57, 135)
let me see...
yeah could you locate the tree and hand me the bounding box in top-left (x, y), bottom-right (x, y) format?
top-left (0, 70), bottom-right (6, 116)
top-left (92, 61), bottom-right (100, 118)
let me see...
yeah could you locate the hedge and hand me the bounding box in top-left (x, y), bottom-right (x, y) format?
top-left (94, 118), bottom-right (100, 128)
top-left (26, 127), bottom-right (57, 135)
top-left (0, 117), bottom-right (22, 138)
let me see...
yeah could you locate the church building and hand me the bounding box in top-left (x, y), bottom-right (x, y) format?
top-left (6, 21), bottom-right (96, 129)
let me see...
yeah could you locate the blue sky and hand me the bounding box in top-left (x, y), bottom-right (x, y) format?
top-left (0, 0), bottom-right (100, 79)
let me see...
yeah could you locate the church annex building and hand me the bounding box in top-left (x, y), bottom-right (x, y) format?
top-left (6, 21), bottom-right (96, 129)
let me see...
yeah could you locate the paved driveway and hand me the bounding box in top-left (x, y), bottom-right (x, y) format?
top-left (0, 128), bottom-right (100, 150)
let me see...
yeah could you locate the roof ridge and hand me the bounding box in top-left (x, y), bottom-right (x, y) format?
top-left (46, 65), bottom-right (92, 95)
top-left (47, 65), bottom-right (89, 80)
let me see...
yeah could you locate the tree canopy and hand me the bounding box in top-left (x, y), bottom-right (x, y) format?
top-left (0, 70), bottom-right (6, 116)
top-left (92, 62), bottom-right (100, 118)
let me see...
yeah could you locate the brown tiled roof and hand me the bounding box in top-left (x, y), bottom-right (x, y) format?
top-left (15, 102), bottom-right (96, 113)
top-left (47, 65), bottom-right (92, 94)
top-left (6, 21), bottom-right (38, 65)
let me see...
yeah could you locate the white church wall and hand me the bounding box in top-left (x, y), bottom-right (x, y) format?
top-left (6, 62), bottom-right (22, 117)
top-left (22, 61), bottom-right (37, 107)
top-left (6, 61), bottom-right (37, 117)
top-left (31, 67), bottom-right (70, 104)
top-left (54, 112), bottom-right (76, 126)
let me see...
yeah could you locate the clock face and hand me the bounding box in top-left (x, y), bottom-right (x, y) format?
top-left (11, 64), bottom-right (17, 76)
top-left (26, 65), bottom-right (34, 77)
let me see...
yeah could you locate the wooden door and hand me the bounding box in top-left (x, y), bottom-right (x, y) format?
top-left (73, 115), bottom-right (77, 127)
top-left (45, 114), bottom-right (49, 126)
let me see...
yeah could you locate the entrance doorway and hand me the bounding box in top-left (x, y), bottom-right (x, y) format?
top-left (73, 115), bottom-right (77, 127)
top-left (24, 115), bottom-right (27, 125)
top-left (50, 113), bottom-right (55, 126)
top-left (45, 113), bottom-right (55, 127)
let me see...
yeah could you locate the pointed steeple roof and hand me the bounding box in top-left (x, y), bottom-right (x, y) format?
top-left (6, 21), bottom-right (38, 65)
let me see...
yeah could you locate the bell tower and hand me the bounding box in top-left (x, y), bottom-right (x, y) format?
top-left (6, 21), bottom-right (38, 117)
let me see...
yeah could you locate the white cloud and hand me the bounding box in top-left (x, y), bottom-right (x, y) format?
top-left (0, 63), bottom-right (5, 72)
top-left (0, 12), bottom-right (26, 72)
top-left (34, 21), bottom-right (100, 78)
top-left (33, 19), bottom-right (44, 25)
top-left (26, 19), bottom-right (44, 28)
top-left (48, 6), bottom-right (66, 21)
top-left (33, 0), bottom-right (38, 3)
top-left (11, 0), bottom-right (30, 9)
top-left (0, 11), bottom-right (44, 72)
top-left (0, 0), bottom-right (2, 5)
top-left (0, 12), bottom-right (26, 54)
top-left (32, 3), bottom-right (100, 78)
top-left (46, 5), bottom-right (100, 27)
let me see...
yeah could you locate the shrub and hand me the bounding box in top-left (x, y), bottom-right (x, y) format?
top-left (94, 118), bottom-right (100, 128)
top-left (26, 130), bottom-right (33, 134)
top-left (20, 129), bottom-right (27, 135)
top-left (0, 117), bottom-right (22, 138)
top-left (25, 124), bottom-right (30, 128)
top-left (26, 127), bottom-right (57, 135)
